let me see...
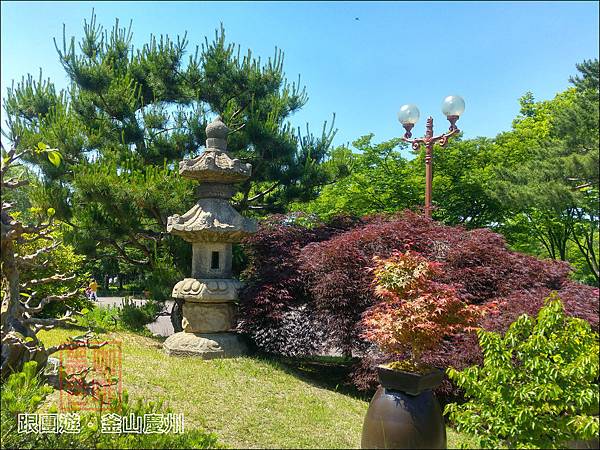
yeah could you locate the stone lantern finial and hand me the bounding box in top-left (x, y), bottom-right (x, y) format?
top-left (205, 115), bottom-right (229, 151)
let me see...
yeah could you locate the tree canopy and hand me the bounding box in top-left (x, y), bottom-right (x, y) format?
top-left (299, 59), bottom-right (599, 285)
top-left (3, 13), bottom-right (345, 296)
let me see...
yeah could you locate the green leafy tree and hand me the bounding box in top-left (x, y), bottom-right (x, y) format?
top-left (3, 12), bottom-right (342, 294)
top-left (445, 294), bottom-right (599, 449)
top-left (298, 134), bottom-right (502, 229)
top-left (552, 59), bottom-right (599, 282)
top-left (429, 137), bottom-right (502, 228)
top-left (295, 135), bottom-right (420, 219)
top-left (491, 60), bottom-right (599, 283)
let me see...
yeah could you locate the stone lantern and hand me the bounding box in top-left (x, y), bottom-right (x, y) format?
top-left (162, 116), bottom-right (256, 358)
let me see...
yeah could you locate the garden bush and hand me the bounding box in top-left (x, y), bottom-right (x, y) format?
top-left (300, 212), bottom-right (454, 355)
top-left (77, 300), bottom-right (162, 333)
top-left (119, 298), bottom-right (162, 331)
top-left (445, 294), bottom-right (599, 449)
top-left (362, 251), bottom-right (482, 371)
top-left (237, 214), bottom-right (365, 356)
top-left (1, 361), bottom-right (221, 449)
top-left (1, 361), bottom-right (53, 448)
top-left (239, 210), bottom-right (599, 393)
top-left (305, 211), bottom-right (598, 391)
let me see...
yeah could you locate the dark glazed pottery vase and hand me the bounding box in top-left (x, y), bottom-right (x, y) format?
top-left (361, 365), bottom-right (447, 449)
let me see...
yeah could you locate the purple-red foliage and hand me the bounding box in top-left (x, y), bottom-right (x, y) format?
top-left (239, 210), bottom-right (598, 391)
top-left (440, 228), bottom-right (571, 304)
top-left (300, 213), bottom-right (454, 355)
top-left (299, 211), bottom-right (598, 390)
top-left (237, 214), bottom-right (364, 356)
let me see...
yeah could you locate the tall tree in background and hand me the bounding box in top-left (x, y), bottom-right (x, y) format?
top-left (295, 135), bottom-right (419, 219)
top-left (553, 59), bottom-right (599, 282)
top-left (298, 134), bottom-right (503, 229)
top-left (428, 137), bottom-right (502, 228)
top-left (3, 13), bottom-right (342, 296)
top-left (492, 59), bottom-right (599, 283)
top-left (297, 60), bottom-right (598, 285)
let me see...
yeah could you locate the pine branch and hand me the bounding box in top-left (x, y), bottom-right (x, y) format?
top-left (15, 241), bottom-right (59, 265)
top-left (3, 220), bottom-right (25, 241)
top-left (230, 104), bottom-right (245, 121)
top-left (22, 221), bottom-right (53, 235)
top-left (230, 122), bottom-right (246, 134)
top-left (1, 141), bottom-right (28, 177)
top-left (135, 230), bottom-right (164, 242)
top-left (127, 233), bottom-right (153, 257)
top-left (573, 182), bottom-right (593, 190)
top-left (109, 239), bottom-right (150, 266)
top-left (47, 332), bottom-right (110, 355)
top-left (17, 230), bottom-right (54, 244)
top-left (1, 178), bottom-right (29, 189)
top-left (21, 274), bottom-right (76, 289)
top-left (247, 182), bottom-right (280, 203)
top-left (21, 288), bottom-right (80, 315)
top-left (22, 314), bottom-right (77, 328)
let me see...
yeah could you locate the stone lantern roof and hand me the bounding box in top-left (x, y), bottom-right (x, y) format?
top-left (178, 116), bottom-right (252, 183)
top-left (166, 199), bottom-right (256, 243)
top-left (166, 115), bottom-right (257, 243)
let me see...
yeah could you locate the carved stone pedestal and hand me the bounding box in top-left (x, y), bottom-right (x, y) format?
top-left (163, 332), bottom-right (248, 358)
top-left (181, 302), bottom-right (236, 333)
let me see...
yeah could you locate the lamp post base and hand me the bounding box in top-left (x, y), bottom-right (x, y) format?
top-left (163, 332), bottom-right (248, 359)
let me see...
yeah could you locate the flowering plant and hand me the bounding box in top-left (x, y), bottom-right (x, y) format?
top-left (361, 251), bottom-right (482, 372)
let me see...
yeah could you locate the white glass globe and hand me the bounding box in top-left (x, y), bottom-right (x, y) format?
top-left (397, 104), bottom-right (420, 125)
top-left (441, 95), bottom-right (465, 117)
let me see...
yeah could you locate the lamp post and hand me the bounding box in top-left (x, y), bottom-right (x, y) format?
top-left (397, 95), bottom-right (465, 218)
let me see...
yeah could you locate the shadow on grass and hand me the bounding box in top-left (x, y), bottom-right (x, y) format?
top-left (254, 353), bottom-right (373, 402)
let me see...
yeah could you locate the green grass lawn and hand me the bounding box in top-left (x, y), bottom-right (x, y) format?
top-left (38, 328), bottom-right (478, 449)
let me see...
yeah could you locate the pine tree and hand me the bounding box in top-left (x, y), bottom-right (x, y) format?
top-left (3, 12), bottom-right (342, 295)
top-left (492, 60), bottom-right (599, 283)
top-left (1, 141), bottom-right (107, 378)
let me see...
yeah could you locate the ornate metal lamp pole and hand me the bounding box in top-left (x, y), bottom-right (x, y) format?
top-left (397, 95), bottom-right (465, 218)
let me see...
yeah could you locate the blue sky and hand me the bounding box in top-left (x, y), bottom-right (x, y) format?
top-left (1, 1), bottom-right (598, 149)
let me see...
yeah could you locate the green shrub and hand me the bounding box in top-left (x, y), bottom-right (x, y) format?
top-left (77, 300), bottom-right (162, 333)
top-left (1, 361), bottom-right (53, 448)
top-left (145, 254), bottom-right (181, 301)
top-left (119, 298), bottom-right (162, 331)
top-left (445, 294), bottom-right (599, 449)
top-left (1, 362), bottom-right (221, 449)
top-left (77, 306), bottom-right (121, 331)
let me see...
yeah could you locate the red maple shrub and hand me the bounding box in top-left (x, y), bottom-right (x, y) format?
top-left (299, 213), bottom-right (456, 355)
top-left (439, 228), bottom-right (571, 304)
top-left (237, 214), bottom-right (364, 356)
top-left (362, 251), bottom-right (482, 370)
top-left (238, 210), bottom-right (599, 392)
